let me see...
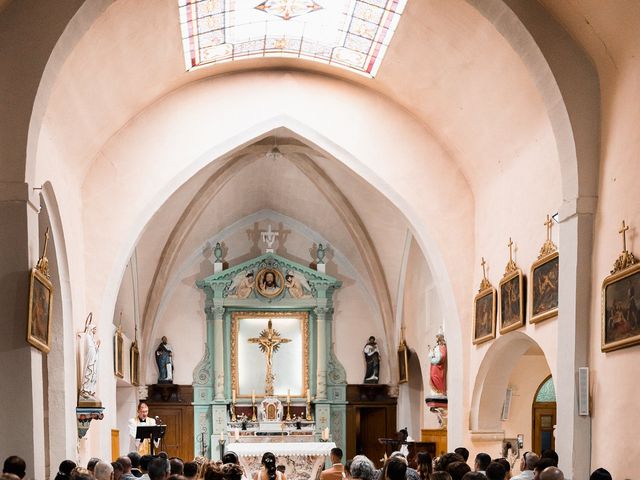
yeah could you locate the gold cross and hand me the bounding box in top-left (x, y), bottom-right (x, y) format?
top-left (544, 214), bottom-right (553, 242)
top-left (620, 220), bottom-right (630, 252)
top-left (42, 227), bottom-right (50, 258)
top-left (508, 238), bottom-right (514, 263)
top-left (481, 257), bottom-right (487, 279)
top-left (248, 320), bottom-right (291, 395)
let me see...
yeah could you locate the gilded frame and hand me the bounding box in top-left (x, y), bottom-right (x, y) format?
top-left (255, 268), bottom-right (285, 298)
top-left (130, 342), bottom-right (140, 385)
top-left (530, 251), bottom-right (559, 324)
top-left (601, 262), bottom-right (640, 352)
top-left (473, 286), bottom-right (497, 345)
top-left (27, 267), bottom-right (53, 353)
top-left (397, 340), bottom-right (409, 384)
top-left (231, 311), bottom-right (309, 397)
top-left (499, 269), bottom-right (525, 334)
top-left (114, 328), bottom-right (124, 378)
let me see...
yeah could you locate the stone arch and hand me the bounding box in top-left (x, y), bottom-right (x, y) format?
top-left (81, 102), bottom-right (468, 446)
top-left (470, 332), bottom-right (554, 433)
top-left (38, 182), bottom-right (78, 462)
top-left (19, 0), bottom-right (600, 460)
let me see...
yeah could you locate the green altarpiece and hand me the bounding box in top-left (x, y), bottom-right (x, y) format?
top-left (193, 253), bottom-right (346, 457)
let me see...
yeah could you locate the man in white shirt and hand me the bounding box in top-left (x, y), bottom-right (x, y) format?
top-left (512, 452), bottom-right (540, 480)
top-left (128, 402), bottom-right (158, 455)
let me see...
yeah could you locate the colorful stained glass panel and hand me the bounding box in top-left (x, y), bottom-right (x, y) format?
top-left (178, 0), bottom-right (408, 77)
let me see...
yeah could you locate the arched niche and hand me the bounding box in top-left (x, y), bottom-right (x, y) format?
top-left (469, 332), bottom-right (553, 443)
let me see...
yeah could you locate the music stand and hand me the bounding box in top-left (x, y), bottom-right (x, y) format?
top-left (136, 425), bottom-right (166, 455)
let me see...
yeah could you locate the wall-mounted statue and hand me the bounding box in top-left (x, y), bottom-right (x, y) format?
top-left (363, 336), bottom-right (380, 384)
top-left (285, 270), bottom-right (312, 298)
top-left (228, 270), bottom-right (255, 298)
top-left (79, 313), bottom-right (101, 405)
top-left (155, 336), bottom-right (173, 384)
top-left (428, 333), bottom-right (447, 395)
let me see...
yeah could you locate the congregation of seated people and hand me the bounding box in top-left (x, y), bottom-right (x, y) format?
top-left (1, 447), bottom-right (614, 480)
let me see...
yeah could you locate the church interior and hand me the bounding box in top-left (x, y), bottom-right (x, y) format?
top-left (1, 1), bottom-right (639, 479)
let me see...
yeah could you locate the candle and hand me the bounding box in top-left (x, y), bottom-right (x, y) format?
top-left (323, 427), bottom-right (329, 440)
top-left (307, 390), bottom-right (311, 402)
top-left (287, 389), bottom-right (290, 402)
top-left (252, 390), bottom-right (256, 403)
top-left (234, 429), bottom-right (240, 441)
top-left (232, 389), bottom-right (236, 403)
top-left (220, 431), bottom-right (224, 441)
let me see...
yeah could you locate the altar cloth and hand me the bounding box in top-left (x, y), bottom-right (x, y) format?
top-left (221, 441), bottom-right (336, 480)
top-left (225, 441), bottom-right (335, 457)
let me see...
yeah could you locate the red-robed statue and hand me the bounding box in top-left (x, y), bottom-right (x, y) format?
top-left (428, 334), bottom-right (447, 395)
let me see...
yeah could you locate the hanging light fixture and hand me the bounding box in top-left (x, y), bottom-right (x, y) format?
top-left (266, 136), bottom-right (282, 161)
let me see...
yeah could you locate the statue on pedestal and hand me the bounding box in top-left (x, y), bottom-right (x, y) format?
top-left (155, 336), bottom-right (173, 383)
top-left (363, 336), bottom-right (380, 384)
top-left (79, 313), bottom-right (101, 406)
top-left (428, 334), bottom-right (447, 395)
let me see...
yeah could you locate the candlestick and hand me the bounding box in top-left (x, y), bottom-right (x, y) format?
top-left (306, 395), bottom-right (313, 421)
top-left (251, 392), bottom-right (257, 422)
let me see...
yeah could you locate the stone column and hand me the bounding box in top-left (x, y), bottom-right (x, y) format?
top-left (556, 200), bottom-right (595, 480)
top-left (0, 182), bottom-right (45, 479)
top-left (212, 304), bottom-right (225, 401)
top-left (315, 305), bottom-right (329, 400)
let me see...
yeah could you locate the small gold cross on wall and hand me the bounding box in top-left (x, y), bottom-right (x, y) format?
top-left (481, 257), bottom-right (487, 279)
top-left (508, 238), bottom-right (514, 263)
top-left (544, 214), bottom-right (553, 242)
top-left (619, 220), bottom-right (630, 252)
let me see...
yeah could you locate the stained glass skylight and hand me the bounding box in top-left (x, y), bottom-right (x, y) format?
top-left (178, 0), bottom-right (408, 77)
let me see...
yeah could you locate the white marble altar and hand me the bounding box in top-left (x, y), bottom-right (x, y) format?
top-left (221, 440), bottom-right (335, 480)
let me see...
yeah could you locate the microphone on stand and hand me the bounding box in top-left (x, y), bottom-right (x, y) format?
top-left (155, 415), bottom-right (162, 425)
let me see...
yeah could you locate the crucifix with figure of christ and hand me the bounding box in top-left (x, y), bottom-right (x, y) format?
top-left (248, 320), bottom-right (291, 396)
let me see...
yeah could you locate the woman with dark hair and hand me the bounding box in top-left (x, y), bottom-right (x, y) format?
top-left (252, 453), bottom-right (282, 480)
top-left (55, 461), bottom-right (77, 480)
top-left (416, 452), bottom-right (433, 480)
top-left (223, 464), bottom-right (244, 480)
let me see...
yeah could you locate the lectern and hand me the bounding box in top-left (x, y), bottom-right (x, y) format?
top-left (136, 425), bottom-right (166, 455)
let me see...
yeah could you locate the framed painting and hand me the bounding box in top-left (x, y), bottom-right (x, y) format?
top-left (27, 267), bottom-right (54, 353)
top-left (398, 340), bottom-right (409, 383)
top-left (530, 251), bottom-right (559, 323)
top-left (500, 269), bottom-right (525, 334)
top-left (601, 262), bottom-right (640, 352)
top-left (130, 342), bottom-right (140, 385)
top-left (473, 286), bottom-right (496, 344)
top-left (114, 328), bottom-right (124, 378)
top-left (255, 268), bottom-right (285, 298)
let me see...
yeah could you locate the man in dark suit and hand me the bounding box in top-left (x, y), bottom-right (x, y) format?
top-left (321, 448), bottom-right (345, 480)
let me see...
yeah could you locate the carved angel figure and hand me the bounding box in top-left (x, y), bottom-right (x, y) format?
top-left (285, 270), bottom-right (312, 298)
top-left (227, 270), bottom-right (255, 298)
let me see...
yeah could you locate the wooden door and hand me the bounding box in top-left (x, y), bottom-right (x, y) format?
top-left (532, 403), bottom-right (556, 454)
top-left (357, 407), bottom-right (387, 465)
top-left (150, 406), bottom-right (194, 460)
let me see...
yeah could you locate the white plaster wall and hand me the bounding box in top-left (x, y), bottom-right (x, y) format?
top-left (468, 113), bottom-right (561, 450)
top-left (588, 59), bottom-right (640, 478)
